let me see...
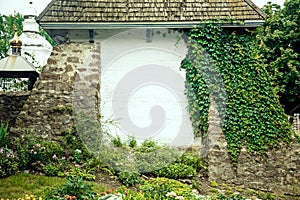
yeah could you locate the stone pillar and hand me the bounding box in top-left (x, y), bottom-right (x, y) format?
top-left (206, 94), bottom-right (235, 183)
top-left (11, 43), bottom-right (100, 141)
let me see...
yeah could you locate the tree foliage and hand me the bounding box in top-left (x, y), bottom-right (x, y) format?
top-left (0, 13), bottom-right (23, 59)
top-left (256, 0), bottom-right (300, 114)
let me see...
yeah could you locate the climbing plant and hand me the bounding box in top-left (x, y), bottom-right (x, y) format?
top-left (181, 23), bottom-right (293, 163)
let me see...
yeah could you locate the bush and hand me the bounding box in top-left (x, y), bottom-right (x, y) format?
top-left (139, 177), bottom-right (194, 199)
top-left (0, 122), bottom-right (9, 148)
top-left (153, 163), bottom-right (196, 179)
top-left (68, 167), bottom-right (96, 181)
top-left (45, 176), bottom-right (96, 200)
top-left (0, 148), bottom-right (19, 177)
top-left (178, 152), bottom-right (207, 173)
top-left (43, 163), bottom-right (60, 176)
top-left (118, 171), bottom-right (144, 187)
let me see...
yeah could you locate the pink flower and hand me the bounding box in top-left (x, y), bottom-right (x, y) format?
top-left (36, 143), bottom-right (41, 148)
top-left (62, 156), bottom-right (66, 160)
top-left (52, 154), bottom-right (57, 159)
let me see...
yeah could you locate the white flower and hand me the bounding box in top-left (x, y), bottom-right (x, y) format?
top-left (166, 191), bottom-right (177, 197)
top-left (75, 149), bottom-right (82, 154)
top-left (175, 196), bottom-right (184, 200)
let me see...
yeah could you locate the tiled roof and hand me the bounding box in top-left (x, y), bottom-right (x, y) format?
top-left (38, 0), bottom-right (266, 24)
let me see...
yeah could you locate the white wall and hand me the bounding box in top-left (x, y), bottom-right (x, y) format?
top-left (100, 28), bottom-right (194, 146)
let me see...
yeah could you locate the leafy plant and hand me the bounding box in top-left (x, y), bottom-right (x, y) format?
top-left (0, 148), bottom-right (19, 177)
top-left (43, 163), bottom-right (60, 176)
top-left (0, 122), bottom-right (9, 148)
top-left (153, 163), bottom-right (196, 179)
top-left (111, 135), bottom-right (123, 147)
top-left (128, 136), bottom-right (137, 148)
top-left (139, 177), bottom-right (194, 199)
top-left (118, 171), bottom-right (144, 187)
top-left (45, 176), bottom-right (97, 200)
top-left (68, 167), bottom-right (96, 181)
top-left (135, 139), bottom-right (159, 153)
top-left (178, 152), bottom-right (207, 173)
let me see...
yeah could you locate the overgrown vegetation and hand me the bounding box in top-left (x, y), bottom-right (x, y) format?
top-left (182, 22), bottom-right (293, 163)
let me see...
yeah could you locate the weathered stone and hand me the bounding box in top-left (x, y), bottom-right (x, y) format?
top-left (7, 43), bottom-right (101, 143)
top-left (84, 73), bottom-right (99, 81)
top-left (65, 64), bottom-right (73, 72)
top-left (0, 92), bottom-right (30, 126)
top-left (41, 73), bottom-right (61, 80)
top-left (67, 56), bottom-right (80, 63)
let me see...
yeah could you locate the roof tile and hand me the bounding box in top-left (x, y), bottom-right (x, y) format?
top-left (38, 0), bottom-right (266, 23)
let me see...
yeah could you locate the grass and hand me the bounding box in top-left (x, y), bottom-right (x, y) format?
top-left (0, 173), bottom-right (107, 199)
top-left (0, 173), bottom-right (65, 199)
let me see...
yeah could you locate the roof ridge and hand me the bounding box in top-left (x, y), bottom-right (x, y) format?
top-left (243, 0), bottom-right (267, 19)
top-left (37, 0), bottom-right (267, 26)
top-left (37, 0), bottom-right (57, 21)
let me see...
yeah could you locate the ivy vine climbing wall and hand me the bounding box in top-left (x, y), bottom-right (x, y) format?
top-left (181, 24), bottom-right (293, 163)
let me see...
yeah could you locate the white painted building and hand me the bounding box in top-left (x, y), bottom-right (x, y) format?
top-left (37, 0), bottom-right (266, 146)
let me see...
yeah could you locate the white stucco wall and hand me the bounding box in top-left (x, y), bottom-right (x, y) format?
top-left (100, 28), bottom-right (194, 146)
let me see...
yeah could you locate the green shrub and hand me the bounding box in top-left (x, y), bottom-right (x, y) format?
top-left (118, 171), bottom-right (144, 187)
top-left (43, 163), bottom-right (60, 176)
top-left (139, 177), bottom-right (193, 199)
top-left (213, 194), bottom-right (247, 200)
top-left (135, 139), bottom-right (158, 153)
top-left (153, 163), bottom-right (196, 179)
top-left (128, 137), bottom-right (137, 148)
top-left (24, 141), bottom-right (64, 172)
top-left (178, 152), bottom-right (207, 173)
top-left (45, 176), bottom-right (96, 200)
top-left (0, 148), bottom-right (19, 177)
top-left (68, 167), bottom-right (96, 181)
top-left (0, 122), bottom-right (9, 148)
top-left (111, 136), bottom-right (123, 147)
top-left (123, 190), bottom-right (148, 200)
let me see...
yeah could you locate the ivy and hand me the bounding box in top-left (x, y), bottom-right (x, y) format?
top-left (181, 23), bottom-right (293, 163)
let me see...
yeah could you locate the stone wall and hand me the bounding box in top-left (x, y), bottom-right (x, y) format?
top-left (11, 42), bottom-right (101, 140)
top-left (207, 95), bottom-right (300, 196)
top-left (0, 92), bottom-right (30, 127)
top-left (208, 116), bottom-right (300, 196)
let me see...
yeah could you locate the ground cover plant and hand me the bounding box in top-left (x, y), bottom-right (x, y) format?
top-left (0, 173), bottom-right (66, 199)
top-left (0, 134), bottom-right (290, 199)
